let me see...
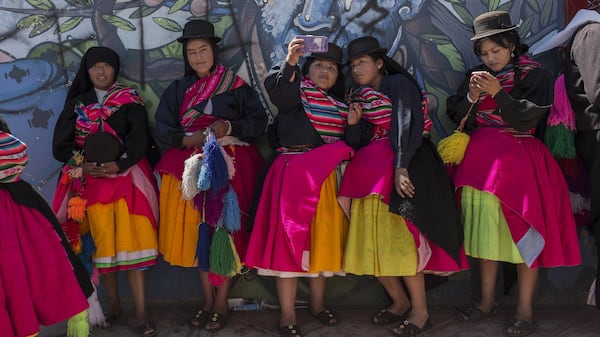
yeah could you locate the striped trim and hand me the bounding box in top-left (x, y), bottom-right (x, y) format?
top-left (300, 78), bottom-right (348, 139)
top-left (0, 132), bottom-right (28, 183)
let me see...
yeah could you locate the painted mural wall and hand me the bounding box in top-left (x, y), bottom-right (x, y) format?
top-left (0, 0), bottom-right (565, 201)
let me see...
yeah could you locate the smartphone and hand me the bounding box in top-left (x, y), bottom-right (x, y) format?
top-left (296, 35), bottom-right (328, 53)
top-left (471, 71), bottom-right (490, 77)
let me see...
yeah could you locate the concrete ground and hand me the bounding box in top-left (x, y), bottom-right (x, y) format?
top-left (39, 301), bottom-right (600, 337)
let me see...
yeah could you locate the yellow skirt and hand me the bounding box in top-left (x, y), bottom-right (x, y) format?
top-left (343, 195), bottom-right (417, 276)
top-left (87, 198), bottom-right (158, 271)
top-left (308, 172), bottom-right (349, 273)
top-left (158, 173), bottom-right (202, 267)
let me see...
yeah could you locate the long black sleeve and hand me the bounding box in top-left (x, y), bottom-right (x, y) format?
top-left (52, 99), bottom-right (78, 163)
top-left (447, 67), bottom-right (552, 133)
top-left (263, 61), bottom-right (323, 147)
top-left (154, 79), bottom-right (187, 149)
top-left (155, 74), bottom-right (268, 149)
top-left (53, 91), bottom-right (151, 172)
top-left (383, 74), bottom-right (424, 168)
top-left (494, 68), bottom-right (553, 132)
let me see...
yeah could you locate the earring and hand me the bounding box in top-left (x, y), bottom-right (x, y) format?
top-left (511, 52), bottom-right (515, 57)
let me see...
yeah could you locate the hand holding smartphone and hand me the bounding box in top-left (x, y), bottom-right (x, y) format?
top-left (296, 35), bottom-right (328, 53)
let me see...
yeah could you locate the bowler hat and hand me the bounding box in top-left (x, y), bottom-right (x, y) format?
top-left (177, 19), bottom-right (221, 43)
top-left (471, 11), bottom-right (519, 40)
top-left (307, 43), bottom-right (344, 65)
top-left (346, 37), bottom-right (387, 63)
top-left (587, 0), bottom-right (600, 9)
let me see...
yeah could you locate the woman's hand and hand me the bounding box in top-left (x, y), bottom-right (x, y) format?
top-left (286, 38), bottom-right (305, 67)
top-left (394, 167), bottom-right (415, 198)
top-left (182, 130), bottom-right (206, 148)
top-left (470, 71), bottom-right (501, 97)
top-left (210, 120), bottom-right (230, 138)
top-left (347, 103), bottom-right (362, 125)
top-left (82, 161), bottom-right (119, 178)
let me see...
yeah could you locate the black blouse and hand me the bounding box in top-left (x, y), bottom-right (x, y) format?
top-left (53, 90), bottom-right (151, 172)
top-left (154, 73), bottom-right (267, 149)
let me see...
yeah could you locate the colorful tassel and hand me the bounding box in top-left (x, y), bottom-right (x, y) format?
top-left (570, 192), bottom-right (591, 216)
top-left (204, 190), bottom-right (225, 225)
top-left (545, 74), bottom-right (577, 159)
top-left (79, 233), bottom-right (96, 275)
top-left (209, 228), bottom-right (238, 279)
top-left (437, 131), bottom-right (470, 165)
top-left (202, 132), bottom-right (229, 193)
top-left (196, 222), bottom-right (211, 272)
top-left (220, 145), bottom-right (236, 179)
top-left (70, 178), bottom-right (84, 194)
top-left (60, 171), bottom-right (71, 184)
top-left (87, 284), bottom-right (108, 328)
top-left (547, 74), bottom-right (577, 129)
top-left (229, 231), bottom-right (242, 275)
top-left (182, 153), bottom-right (203, 200)
top-left (66, 310), bottom-right (89, 337)
top-left (62, 219), bottom-right (82, 254)
top-left (67, 196), bottom-right (87, 222)
top-left (223, 187), bottom-right (241, 232)
top-left (208, 272), bottom-right (227, 288)
top-left (197, 160), bottom-right (211, 191)
top-left (544, 125), bottom-right (576, 159)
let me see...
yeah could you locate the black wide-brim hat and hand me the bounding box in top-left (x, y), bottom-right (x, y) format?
top-left (471, 11), bottom-right (519, 40)
top-left (177, 19), bottom-right (221, 43)
top-left (346, 37), bottom-right (387, 64)
top-left (307, 43), bottom-right (344, 65)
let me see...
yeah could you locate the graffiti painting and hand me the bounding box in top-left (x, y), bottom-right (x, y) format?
top-left (0, 0), bottom-right (563, 201)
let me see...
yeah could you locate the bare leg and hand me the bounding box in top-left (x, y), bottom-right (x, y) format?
top-left (400, 272), bottom-right (429, 328)
top-left (205, 277), bottom-right (232, 330)
top-left (478, 259), bottom-right (499, 313)
top-left (309, 276), bottom-right (327, 314)
top-left (126, 269), bottom-right (147, 323)
top-left (199, 270), bottom-right (215, 312)
top-left (277, 277), bottom-right (298, 327)
top-left (308, 276), bottom-right (339, 325)
top-left (514, 264), bottom-right (538, 322)
top-left (101, 272), bottom-right (120, 316)
top-left (189, 270), bottom-right (214, 327)
top-left (377, 276), bottom-right (411, 315)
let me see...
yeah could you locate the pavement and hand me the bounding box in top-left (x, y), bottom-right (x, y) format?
top-left (39, 301), bottom-right (600, 337)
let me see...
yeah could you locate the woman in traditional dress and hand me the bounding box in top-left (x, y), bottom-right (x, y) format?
top-left (244, 38), bottom-right (360, 337)
top-left (153, 19), bottom-right (267, 331)
top-left (52, 46), bottom-right (159, 337)
top-left (0, 115), bottom-right (91, 337)
top-left (339, 36), bottom-right (467, 337)
top-left (447, 11), bottom-right (581, 337)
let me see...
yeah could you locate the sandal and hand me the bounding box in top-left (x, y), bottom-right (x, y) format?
top-left (205, 312), bottom-right (229, 331)
top-left (278, 324), bottom-right (302, 337)
top-left (372, 308), bottom-right (410, 326)
top-left (312, 309), bottom-right (340, 326)
top-left (189, 309), bottom-right (210, 328)
top-left (105, 310), bottom-right (122, 325)
top-left (138, 321), bottom-right (157, 337)
top-left (457, 303), bottom-right (497, 322)
top-left (505, 319), bottom-right (538, 337)
top-left (392, 319), bottom-right (433, 337)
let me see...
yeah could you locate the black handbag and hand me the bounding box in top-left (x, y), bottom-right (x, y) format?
top-left (83, 132), bottom-right (123, 163)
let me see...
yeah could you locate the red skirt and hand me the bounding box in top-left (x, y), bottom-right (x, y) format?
top-left (0, 189), bottom-right (88, 337)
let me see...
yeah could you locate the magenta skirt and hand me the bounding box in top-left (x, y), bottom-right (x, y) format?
top-left (245, 141), bottom-right (353, 272)
top-left (0, 189), bottom-right (88, 337)
top-left (454, 127), bottom-right (581, 268)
